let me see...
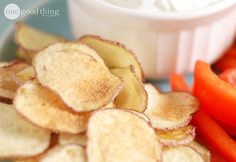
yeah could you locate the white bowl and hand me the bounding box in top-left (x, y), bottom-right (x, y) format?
top-left (68, 0), bottom-right (236, 79)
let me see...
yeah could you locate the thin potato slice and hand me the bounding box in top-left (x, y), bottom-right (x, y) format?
top-left (40, 144), bottom-right (86, 162)
top-left (33, 42), bottom-right (123, 112)
top-left (87, 109), bottom-right (162, 162)
top-left (144, 84), bottom-right (198, 130)
top-left (163, 146), bottom-right (204, 162)
top-left (15, 22), bottom-right (65, 60)
top-left (0, 102), bottom-right (51, 159)
top-left (14, 79), bottom-right (89, 134)
top-left (58, 133), bottom-right (87, 147)
top-left (187, 141), bottom-right (211, 162)
top-left (111, 66), bottom-right (147, 112)
top-left (79, 35), bottom-right (144, 81)
top-left (14, 66), bottom-right (35, 85)
top-left (0, 61), bottom-right (29, 103)
top-left (129, 110), bottom-right (150, 122)
top-left (76, 43), bottom-right (107, 67)
top-left (156, 125), bottom-right (196, 146)
top-left (0, 62), bottom-right (10, 68)
top-left (16, 47), bottom-right (31, 63)
top-left (102, 101), bottom-right (114, 108)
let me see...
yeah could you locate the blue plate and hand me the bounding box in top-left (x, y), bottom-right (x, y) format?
top-left (0, 0), bottom-right (193, 161)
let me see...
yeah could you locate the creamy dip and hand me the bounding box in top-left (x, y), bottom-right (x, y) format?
top-left (104, 0), bottom-right (220, 12)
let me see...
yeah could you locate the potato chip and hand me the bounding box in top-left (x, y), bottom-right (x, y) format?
top-left (128, 110), bottom-right (150, 122)
top-left (14, 66), bottom-right (35, 85)
top-left (0, 62), bottom-right (10, 68)
top-left (111, 66), bottom-right (147, 112)
top-left (16, 47), bottom-right (31, 63)
top-left (102, 101), bottom-right (114, 108)
top-left (40, 144), bottom-right (86, 162)
top-left (87, 109), bottom-right (162, 162)
top-left (144, 84), bottom-right (198, 130)
top-left (187, 141), bottom-right (211, 162)
top-left (0, 102), bottom-right (50, 159)
top-left (0, 60), bottom-right (29, 103)
top-left (15, 22), bottom-right (65, 60)
top-left (79, 35), bottom-right (144, 81)
top-left (58, 133), bottom-right (87, 147)
top-left (76, 43), bottom-right (107, 67)
top-left (33, 42), bottom-right (123, 112)
top-left (163, 146), bottom-right (204, 162)
top-left (156, 125), bottom-right (196, 146)
top-left (14, 79), bottom-right (89, 134)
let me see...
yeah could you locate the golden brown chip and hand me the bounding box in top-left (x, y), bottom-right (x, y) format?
top-left (0, 102), bottom-right (51, 159)
top-left (163, 146), bottom-right (204, 162)
top-left (14, 66), bottom-right (35, 85)
top-left (58, 133), bottom-right (87, 147)
top-left (111, 66), bottom-right (147, 112)
top-left (156, 125), bottom-right (196, 146)
top-left (14, 79), bottom-right (89, 134)
top-left (33, 42), bottom-right (123, 112)
top-left (40, 144), bottom-right (86, 162)
top-left (87, 109), bottom-right (162, 162)
top-left (79, 35), bottom-right (144, 81)
top-left (15, 22), bottom-right (65, 60)
top-left (144, 84), bottom-right (198, 130)
top-left (0, 60), bottom-right (29, 103)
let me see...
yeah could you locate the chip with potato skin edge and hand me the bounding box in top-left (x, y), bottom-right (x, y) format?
top-left (33, 42), bottom-right (124, 112)
top-left (14, 79), bottom-right (89, 134)
top-left (87, 108), bottom-right (162, 162)
top-left (79, 35), bottom-right (145, 82)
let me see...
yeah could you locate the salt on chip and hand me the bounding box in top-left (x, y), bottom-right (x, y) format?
top-left (33, 42), bottom-right (123, 112)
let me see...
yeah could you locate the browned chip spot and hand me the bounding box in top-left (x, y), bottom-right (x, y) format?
top-left (14, 79), bottom-right (89, 134)
top-left (33, 42), bottom-right (123, 112)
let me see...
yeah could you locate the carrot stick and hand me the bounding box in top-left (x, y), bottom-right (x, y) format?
top-left (169, 73), bottom-right (190, 92)
top-left (192, 110), bottom-right (236, 162)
